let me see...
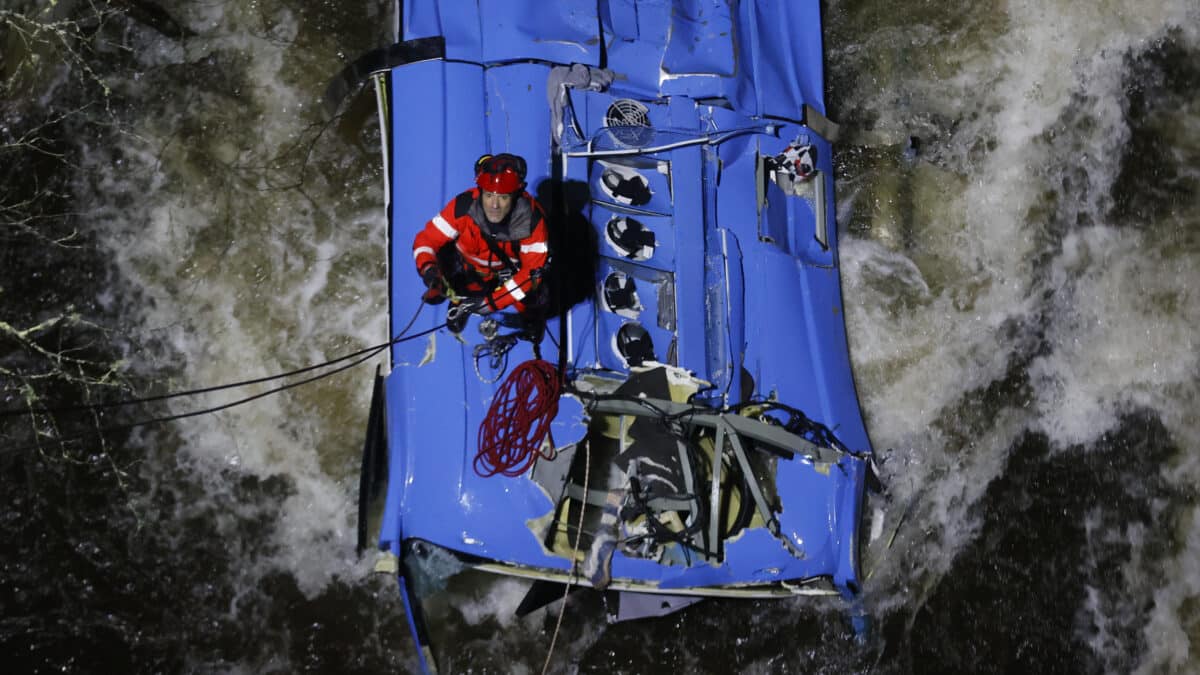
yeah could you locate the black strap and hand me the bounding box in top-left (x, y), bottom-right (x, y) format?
top-left (323, 37), bottom-right (446, 116)
top-left (478, 228), bottom-right (519, 275)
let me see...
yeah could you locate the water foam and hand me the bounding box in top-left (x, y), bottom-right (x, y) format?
top-left (841, 3), bottom-right (1200, 663)
top-left (82, 2), bottom-right (389, 603)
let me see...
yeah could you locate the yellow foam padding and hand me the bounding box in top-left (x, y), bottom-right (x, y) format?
top-left (543, 498), bottom-right (588, 561)
top-left (593, 413), bottom-right (627, 441)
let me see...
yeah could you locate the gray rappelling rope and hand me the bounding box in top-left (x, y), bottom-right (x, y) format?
top-left (1, 303), bottom-right (430, 454)
top-left (541, 438), bottom-right (590, 675)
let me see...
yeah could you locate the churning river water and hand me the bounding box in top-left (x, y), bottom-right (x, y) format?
top-left (2, 0), bottom-right (1198, 673)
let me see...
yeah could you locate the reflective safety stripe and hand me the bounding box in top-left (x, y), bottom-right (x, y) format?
top-left (520, 241), bottom-right (549, 254)
top-left (464, 251), bottom-right (507, 268)
top-left (413, 246), bottom-right (435, 260)
top-left (432, 214), bottom-right (458, 237)
top-left (503, 278), bottom-right (526, 301)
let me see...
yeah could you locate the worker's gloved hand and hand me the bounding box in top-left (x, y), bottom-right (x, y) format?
top-left (420, 264), bottom-right (446, 305)
top-left (446, 297), bottom-right (486, 333)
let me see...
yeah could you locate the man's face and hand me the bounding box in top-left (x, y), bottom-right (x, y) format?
top-left (481, 190), bottom-right (514, 224)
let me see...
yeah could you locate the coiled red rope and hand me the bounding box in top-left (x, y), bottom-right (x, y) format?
top-left (475, 359), bottom-right (561, 477)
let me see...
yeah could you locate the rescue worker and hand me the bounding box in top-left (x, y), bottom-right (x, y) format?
top-left (412, 153), bottom-right (550, 333)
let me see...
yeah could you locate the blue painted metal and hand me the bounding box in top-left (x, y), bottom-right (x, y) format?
top-left (402, 0), bottom-right (826, 119)
top-left (375, 0), bottom-right (872, 614)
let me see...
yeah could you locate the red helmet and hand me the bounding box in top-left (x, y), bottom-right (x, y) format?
top-left (474, 153), bottom-right (527, 194)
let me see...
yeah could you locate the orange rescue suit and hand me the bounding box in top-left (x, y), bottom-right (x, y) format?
top-left (412, 188), bottom-right (549, 313)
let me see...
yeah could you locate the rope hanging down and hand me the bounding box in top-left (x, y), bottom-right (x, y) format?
top-left (474, 359), bottom-right (561, 477)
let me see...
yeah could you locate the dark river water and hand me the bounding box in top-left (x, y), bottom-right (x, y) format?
top-left (3, 1), bottom-right (1198, 673)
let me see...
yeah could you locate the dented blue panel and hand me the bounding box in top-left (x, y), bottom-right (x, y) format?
top-left (731, 1), bottom-right (828, 117)
top-left (662, 1), bottom-right (736, 79)
top-left (403, 0), bottom-right (602, 66)
top-left (403, 0), bottom-right (825, 120)
top-left (484, 63), bottom-right (555, 190)
top-left (388, 61), bottom-right (485, 320)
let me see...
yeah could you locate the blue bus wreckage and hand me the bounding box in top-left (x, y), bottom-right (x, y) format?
top-left (334, 1), bottom-right (880, 669)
